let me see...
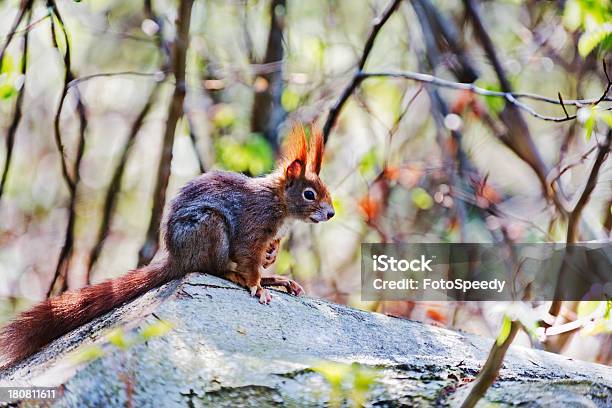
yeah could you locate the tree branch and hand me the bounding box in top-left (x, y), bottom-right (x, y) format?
top-left (566, 130), bottom-right (611, 244)
top-left (544, 130), bottom-right (610, 333)
top-left (49, 0), bottom-right (77, 192)
top-left (415, 0), bottom-right (479, 82)
top-left (322, 0), bottom-right (403, 143)
top-left (0, 0), bottom-right (33, 64)
top-left (68, 70), bottom-right (165, 88)
top-left (358, 71), bottom-right (611, 122)
top-left (138, 0), bottom-right (194, 266)
top-left (0, 6), bottom-right (31, 201)
top-left (460, 320), bottom-right (521, 408)
top-left (47, 0), bottom-right (89, 297)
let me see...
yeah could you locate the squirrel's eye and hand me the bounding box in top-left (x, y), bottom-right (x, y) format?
top-left (303, 189), bottom-right (316, 201)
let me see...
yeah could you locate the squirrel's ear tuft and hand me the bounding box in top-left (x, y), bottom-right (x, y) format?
top-left (308, 127), bottom-right (324, 175)
top-left (280, 124), bottom-right (308, 181)
top-left (282, 124), bottom-right (308, 166)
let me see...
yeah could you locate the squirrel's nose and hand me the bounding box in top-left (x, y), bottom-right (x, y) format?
top-left (326, 210), bottom-right (335, 220)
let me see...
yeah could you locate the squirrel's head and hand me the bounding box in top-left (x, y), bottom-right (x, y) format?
top-left (278, 125), bottom-right (334, 223)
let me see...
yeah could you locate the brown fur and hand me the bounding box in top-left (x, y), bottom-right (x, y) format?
top-left (0, 124), bottom-right (333, 368)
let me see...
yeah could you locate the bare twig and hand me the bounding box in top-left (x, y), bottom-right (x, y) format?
top-left (47, 0), bottom-right (89, 296)
top-left (594, 59), bottom-right (611, 106)
top-left (0, 7), bottom-right (31, 201)
top-left (415, 0), bottom-right (479, 82)
top-left (0, 9), bottom-right (49, 39)
top-left (548, 144), bottom-right (600, 188)
top-left (506, 91), bottom-right (611, 107)
top-left (357, 71), bottom-right (611, 122)
top-left (138, 0), bottom-right (195, 266)
top-left (558, 92), bottom-right (570, 119)
top-left (49, 0), bottom-right (76, 191)
top-left (357, 0), bottom-right (402, 71)
top-left (460, 320), bottom-right (521, 408)
top-left (604, 199), bottom-right (612, 234)
top-left (566, 130), bottom-right (611, 244)
top-left (68, 70), bottom-right (165, 88)
top-left (0, 0), bottom-right (33, 64)
top-left (322, 0), bottom-right (403, 142)
top-left (383, 85), bottom-right (423, 168)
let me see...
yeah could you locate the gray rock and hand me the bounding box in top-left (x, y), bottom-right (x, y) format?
top-left (0, 273), bottom-right (610, 407)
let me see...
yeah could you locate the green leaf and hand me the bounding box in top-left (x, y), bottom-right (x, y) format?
top-left (351, 363), bottom-right (379, 406)
top-left (578, 23), bottom-right (612, 56)
top-left (304, 37), bottom-right (326, 66)
top-left (216, 135), bottom-right (274, 176)
top-left (358, 148), bottom-right (378, 177)
top-left (352, 364), bottom-right (378, 392)
top-left (584, 110), bottom-right (596, 141)
top-left (140, 320), bottom-right (174, 340)
top-left (411, 187), bottom-right (433, 210)
top-left (107, 328), bottom-right (131, 350)
top-left (332, 197), bottom-right (345, 218)
top-left (313, 361), bottom-right (351, 387)
top-left (281, 88), bottom-right (300, 112)
top-left (0, 83), bottom-right (16, 100)
top-left (243, 136), bottom-right (274, 175)
top-left (212, 104), bottom-right (236, 128)
top-left (476, 80), bottom-right (505, 115)
top-left (72, 345), bottom-right (104, 363)
top-left (496, 316), bottom-right (512, 346)
top-left (1, 54), bottom-right (14, 75)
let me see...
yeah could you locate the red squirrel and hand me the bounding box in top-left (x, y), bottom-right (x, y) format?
top-left (0, 125), bottom-right (334, 368)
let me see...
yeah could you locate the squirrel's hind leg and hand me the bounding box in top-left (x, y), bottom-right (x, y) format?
top-left (167, 211), bottom-right (231, 274)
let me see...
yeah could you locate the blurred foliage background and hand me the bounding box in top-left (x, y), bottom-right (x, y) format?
top-left (0, 0), bottom-right (610, 364)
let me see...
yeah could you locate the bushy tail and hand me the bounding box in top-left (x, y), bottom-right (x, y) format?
top-left (0, 261), bottom-right (175, 368)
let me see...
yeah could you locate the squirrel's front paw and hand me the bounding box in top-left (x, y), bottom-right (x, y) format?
top-left (250, 285), bottom-right (272, 304)
top-left (262, 239), bottom-right (280, 269)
